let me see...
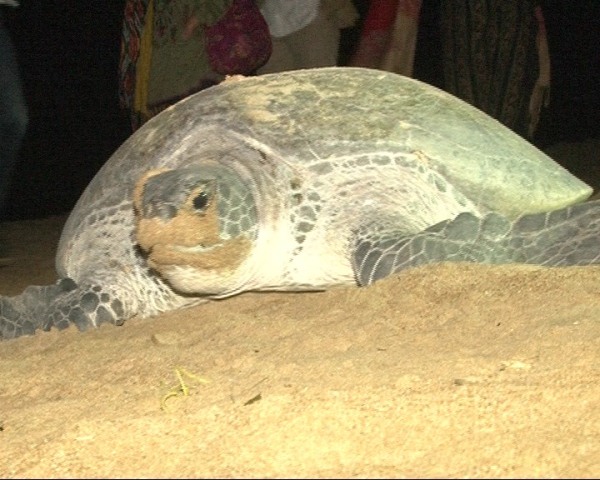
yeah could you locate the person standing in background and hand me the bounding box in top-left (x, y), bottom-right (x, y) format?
top-left (440, 0), bottom-right (548, 139)
top-left (0, 0), bottom-right (27, 222)
top-left (119, 0), bottom-right (232, 131)
top-left (350, 0), bottom-right (548, 139)
top-left (349, 0), bottom-right (421, 77)
top-left (257, 0), bottom-right (359, 74)
top-left (119, 0), bottom-right (272, 132)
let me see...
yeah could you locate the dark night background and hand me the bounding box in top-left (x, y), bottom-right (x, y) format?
top-left (3, 0), bottom-right (600, 221)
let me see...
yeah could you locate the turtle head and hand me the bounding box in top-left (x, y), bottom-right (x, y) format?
top-left (133, 163), bottom-right (260, 296)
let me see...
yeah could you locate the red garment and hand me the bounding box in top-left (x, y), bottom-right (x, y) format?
top-left (349, 0), bottom-right (422, 72)
top-left (360, 0), bottom-right (399, 34)
top-left (204, 0), bottom-right (272, 75)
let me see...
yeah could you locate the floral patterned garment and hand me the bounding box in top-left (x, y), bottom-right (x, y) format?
top-left (118, 0), bottom-right (149, 113)
top-left (440, 0), bottom-right (541, 137)
top-left (118, 0), bottom-right (232, 130)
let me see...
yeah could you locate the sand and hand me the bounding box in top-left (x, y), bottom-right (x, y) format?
top-left (0, 211), bottom-right (598, 478)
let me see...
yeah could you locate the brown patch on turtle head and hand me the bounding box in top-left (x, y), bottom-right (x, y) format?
top-left (133, 169), bottom-right (252, 283)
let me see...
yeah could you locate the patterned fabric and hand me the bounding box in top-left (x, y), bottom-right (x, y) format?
top-left (153, 0), bottom-right (230, 46)
top-left (146, 0), bottom-right (229, 109)
top-left (440, 0), bottom-right (540, 137)
top-left (351, 0), bottom-right (544, 137)
top-left (118, 0), bottom-right (234, 131)
top-left (118, 0), bottom-right (148, 113)
top-left (204, 0), bottom-right (272, 75)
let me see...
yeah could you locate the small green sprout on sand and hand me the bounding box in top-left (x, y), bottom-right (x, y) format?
top-left (161, 366), bottom-right (210, 411)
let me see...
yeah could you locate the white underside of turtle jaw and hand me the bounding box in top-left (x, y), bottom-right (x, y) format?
top-left (147, 218), bottom-right (281, 297)
top-left (146, 235), bottom-right (256, 297)
top-left (159, 262), bottom-right (246, 297)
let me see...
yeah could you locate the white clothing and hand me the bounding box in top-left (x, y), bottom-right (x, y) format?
top-left (260, 0), bottom-right (320, 38)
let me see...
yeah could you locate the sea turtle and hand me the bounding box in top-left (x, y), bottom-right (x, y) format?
top-left (1, 67), bottom-right (599, 340)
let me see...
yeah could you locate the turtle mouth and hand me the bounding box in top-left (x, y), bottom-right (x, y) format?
top-left (170, 242), bottom-right (224, 254)
top-left (144, 237), bottom-right (252, 279)
top-left (135, 237), bottom-right (252, 295)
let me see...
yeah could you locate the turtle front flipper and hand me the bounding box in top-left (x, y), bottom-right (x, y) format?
top-left (0, 279), bottom-right (126, 340)
top-left (353, 200), bottom-right (600, 286)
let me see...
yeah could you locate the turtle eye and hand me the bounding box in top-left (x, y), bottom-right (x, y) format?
top-left (193, 191), bottom-right (210, 211)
